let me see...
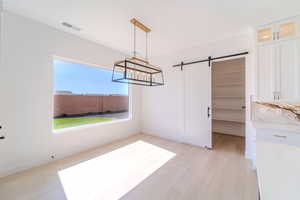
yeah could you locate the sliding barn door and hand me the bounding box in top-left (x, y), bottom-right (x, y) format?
top-left (184, 62), bottom-right (212, 148)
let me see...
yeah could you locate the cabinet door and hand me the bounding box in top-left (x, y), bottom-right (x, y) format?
top-left (277, 17), bottom-right (299, 41)
top-left (257, 44), bottom-right (277, 101)
top-left (277, 38), bottom-right (300, 101)
top-left (257, 25), bottom-right (275, 44)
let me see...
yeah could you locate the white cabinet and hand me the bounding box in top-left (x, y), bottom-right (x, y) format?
top-left (256, 129), bottom-right (300, 200)
top-left (277, 17), bottom-right (300, 41)
top-left (257, 44), bottom-right (276, 101)
top-left (277, 39), bottom-right (300, 100)
top-left (257, 16), bottom-right (300, 44)
top-left (256, 16), bottom-right (300, 101)
top-left (257, 25), bottom-right (275, 44)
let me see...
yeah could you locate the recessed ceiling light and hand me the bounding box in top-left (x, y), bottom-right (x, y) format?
top-left (61, 22), bottom-right (81, 31)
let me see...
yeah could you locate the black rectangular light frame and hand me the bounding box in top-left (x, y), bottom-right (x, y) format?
top-left (112, 59), bottom-right (164, 86)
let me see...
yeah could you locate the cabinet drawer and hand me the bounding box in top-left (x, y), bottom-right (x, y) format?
top-left (256, 129), bottom-right (300, 146)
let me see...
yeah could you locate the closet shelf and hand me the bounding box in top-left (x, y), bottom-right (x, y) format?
top-left (212, 107), bottom-right (245, 111)
top-left (212, 117), bottom-right (245, 123)
top-left (212, 119), bottom-right (245, 124)
top-left (212, 58), bottom-right (246, 136)
top-left (212, 120), bottom-right (245, 137)
top-left (213, 83), bottom-right (244, 87)
top-left (213, 96), bottom-right (245, 99)
top-left (212, 71), bottom-right (245, 75)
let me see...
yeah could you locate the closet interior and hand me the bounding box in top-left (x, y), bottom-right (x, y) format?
top-left (212, 58), bottom-right (246, 138)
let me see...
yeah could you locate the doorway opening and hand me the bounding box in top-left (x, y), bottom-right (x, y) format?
top-left (211, 58), bottom-right (246, 152)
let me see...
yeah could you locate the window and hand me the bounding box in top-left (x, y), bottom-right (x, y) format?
top-left (53, 58), bottom-right (129, 130)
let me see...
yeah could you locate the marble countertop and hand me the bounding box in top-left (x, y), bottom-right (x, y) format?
top-left (252, 102), bottom-right (300, 132)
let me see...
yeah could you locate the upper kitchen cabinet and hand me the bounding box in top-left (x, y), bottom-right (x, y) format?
top-left (257, 16), bottom-right (300, 44)
top-left (277, 17), bottom-right (300, 41)
top-left (256, 16), bottom-right (300, 101)
top-left (257, 44), bottom-right (277, 101)
top-left (257, 25), bottom-right (275, 44)
top-left (277, 38), bottom-right (300, 101)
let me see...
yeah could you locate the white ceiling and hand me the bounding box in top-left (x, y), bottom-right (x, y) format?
top-left (3, 0), bottom-right (300, 58)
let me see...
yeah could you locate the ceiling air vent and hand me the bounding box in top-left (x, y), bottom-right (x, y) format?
top-left (61, 22), bottom-right (81, 31)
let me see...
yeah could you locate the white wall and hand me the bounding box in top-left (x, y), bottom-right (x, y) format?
top-left (0, 12), bottom-right (142, 177)
top-left (0, 0), bottom-right (3, 72)
top-left (142, 33), bottom-right (257, 164)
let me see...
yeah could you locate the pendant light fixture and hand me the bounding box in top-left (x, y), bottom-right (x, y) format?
top-left (112, 18), bottom-right (164, 86)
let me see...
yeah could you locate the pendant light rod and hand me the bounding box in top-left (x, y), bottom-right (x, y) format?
top-left (131, 18), bottom-right (151, 60)
top-left (133, 24), bottom-right (136, 57)
top-left (145, 32), bottom-right (148, 61)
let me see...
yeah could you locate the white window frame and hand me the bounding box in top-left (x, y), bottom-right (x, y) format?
top-left (52, 56), bottom-right (132, 134)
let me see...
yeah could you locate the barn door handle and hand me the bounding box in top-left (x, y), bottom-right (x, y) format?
top-left (0, 126), bottom-right (4, 140)
top-left (207, 107), bottom-right (210, 118)
top-left (273, 134), bottom-right (287, 139)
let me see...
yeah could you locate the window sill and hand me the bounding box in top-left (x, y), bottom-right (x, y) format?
top-left (52, 118), bottom-right (132, 135)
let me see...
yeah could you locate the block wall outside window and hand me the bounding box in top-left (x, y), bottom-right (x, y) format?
top-left (53, 58), bottom-right (129, 130)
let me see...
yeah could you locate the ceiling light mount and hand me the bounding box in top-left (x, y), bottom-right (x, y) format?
top-left (112, 18), bottom-right (164, 86)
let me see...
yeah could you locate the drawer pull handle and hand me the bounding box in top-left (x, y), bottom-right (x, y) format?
top-left (273, 135), bottom-right (287, 139)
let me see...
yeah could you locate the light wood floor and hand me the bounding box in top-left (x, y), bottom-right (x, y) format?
top-left (0, 133), bottom-right (258, 200)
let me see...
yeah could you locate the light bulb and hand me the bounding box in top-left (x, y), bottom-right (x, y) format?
top-left (127, 70), bottom-right (131, 78)
top-left (130, 70), bottom-right (133, 79)
top-left (133, 71), bottom-right (136, 79)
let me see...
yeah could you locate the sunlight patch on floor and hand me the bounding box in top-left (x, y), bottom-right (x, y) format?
top-left (58, 140), bottom-right (176, 200)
